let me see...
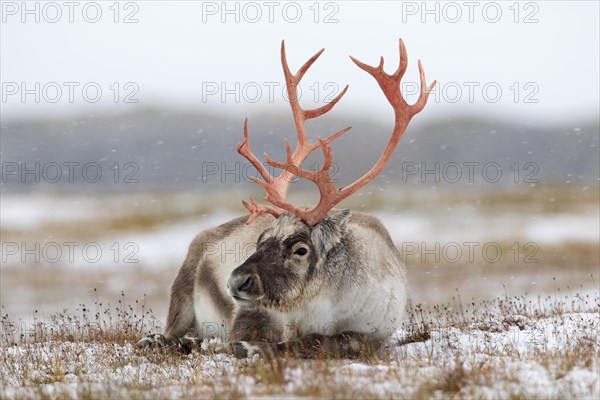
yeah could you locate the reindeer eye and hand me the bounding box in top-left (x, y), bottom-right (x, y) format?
top-left (294, 247), bottom-right (308, 256)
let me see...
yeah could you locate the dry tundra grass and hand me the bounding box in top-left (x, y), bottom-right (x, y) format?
top-left (1, 284), bottom-right (598, 399)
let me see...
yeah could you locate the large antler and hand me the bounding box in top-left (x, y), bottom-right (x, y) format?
top-left (237, 41), bottom-right (351, 223)
top-left (240, 39), bottom-right (436, 225)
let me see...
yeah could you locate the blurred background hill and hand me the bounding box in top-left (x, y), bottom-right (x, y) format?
top-left (2, 109), bottom-right (598, 190)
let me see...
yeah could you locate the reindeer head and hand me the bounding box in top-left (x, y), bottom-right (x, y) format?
top-left (227, 210), bottom-right (351, 310)
top-left (228, 40), bottom-right (434, 312)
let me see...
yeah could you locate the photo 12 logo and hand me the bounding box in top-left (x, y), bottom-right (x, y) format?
top-left (1, 162), bottom-right (140, 184)
top-left (1, 1), bottom-right (140, 23)
top-left (199, 161), bottom-right (339, 184)
top-left (401, 162), bottom-right (539, 184)
top-left (200, 1), bottom-right (340, 23)
top-left (402, 81), bottom-right (540, 105)
top-left (1, 241), bottom-right (140, 265)
top-left (400, 241), bottom-right (540, 264)
top-left (1, 82), bottom-right (139, 104)
top-left (201, 81), bottom-right (343, 104)
top-left (400, 2), bottom-right (540, 24)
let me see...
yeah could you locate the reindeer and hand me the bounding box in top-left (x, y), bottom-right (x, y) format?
top-left (138, 40), bottom-right (435, 358)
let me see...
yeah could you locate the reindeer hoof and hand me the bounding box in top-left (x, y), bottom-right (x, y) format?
top-left (200, 337), bottom-right (228, 354)
top-left (233, 341), bottom-right (259, 358)
top-left (137, 333), bottom-right (166, 348)
top-left (178, 336), bottom-right (201, 354)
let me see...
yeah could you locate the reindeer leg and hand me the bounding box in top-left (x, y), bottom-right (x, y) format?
top-left (230, 309), bottom-right (282, 358)
top-left (138, 256), bottom-right (197, 351)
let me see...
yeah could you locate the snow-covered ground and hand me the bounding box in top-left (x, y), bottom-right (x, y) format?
top-left (1, 308), bottom-right (598, 399)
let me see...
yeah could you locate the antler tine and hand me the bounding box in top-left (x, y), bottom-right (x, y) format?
top-left (263, 138), bottom-right (292, 167)
top-left (266, 142), bottom-right (326, 183)
top-left (236, 118), bottom-right (274, 184)
top-left (242, 197), bottom-right (281, 224)
top-left (281, 40), bottom-right (325, 86)
top-left (315, 125), bottom-right (352, 149)
top-left (295, 49), bottom-right (325, 84)
top-left (258, 138), bottom-right (338, 224)
top-left (409, 60), bottom-right (437, 116)
top-left (281, 40), bottom-right (349, 144)
top-left (304, 84), bottom-right (349, 120)
top-left (315, 136), bottom-right (333, 172)
top-left (392, 39), bottom-right (408, 79)
top-left (349, 39), bottom-right (407, 80)
top-left (349, 55), bottom-right (379, 76)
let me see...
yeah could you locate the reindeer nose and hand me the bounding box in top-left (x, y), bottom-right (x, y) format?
top-left (237, 276), bottom-right (253, 293)
top-left (227, 273), bottom-right (258, 301)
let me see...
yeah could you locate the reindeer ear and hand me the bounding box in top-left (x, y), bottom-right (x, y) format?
top-left (328, 209), bottom-right (352, 230)
top-left (310, 209), bottom-right (352, 255)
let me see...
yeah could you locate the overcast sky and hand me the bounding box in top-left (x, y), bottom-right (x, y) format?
top-left (1, 1), bottom-right (599, 125)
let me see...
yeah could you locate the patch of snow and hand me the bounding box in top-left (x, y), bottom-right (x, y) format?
top-left (1, 311), bottom-right (599, 399)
